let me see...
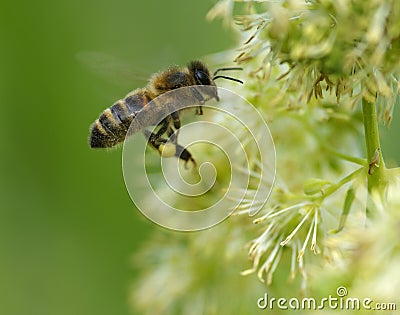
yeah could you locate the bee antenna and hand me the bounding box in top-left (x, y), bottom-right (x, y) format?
top-left (213, 67), bottom-right (243, 76)
top-left (213, 75), bottom-right (244, 84)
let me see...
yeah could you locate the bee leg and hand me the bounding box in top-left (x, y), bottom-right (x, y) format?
top-left (144, 130), bottom-right (196, 168)
top-left (143, 117), bottom-right (172, 146)
top-left (169, 112), bottom-right (181, 143)
top-left (166, 126), bottom-right (177, 144)
top-left (195, 106), bottom-right (203, 115)
top-left (191, 87), bottom-right (204, 115)
top-left (171, 112), bottom-right (181, 130)
top-left (154, 117), bottom-right (171, 139)
top-left (144, 131), bottom-right (172, 157)
top-left (143, 116), bottom-right (174, 149)
top-left (175, 144), bottom-right (196, 169)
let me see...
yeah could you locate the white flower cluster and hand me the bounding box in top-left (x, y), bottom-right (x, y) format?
top-left (131, 1), bottom-right (400, 314)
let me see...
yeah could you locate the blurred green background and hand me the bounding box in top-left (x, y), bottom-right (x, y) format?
top-left (1, 1), bottom-right (400, 315)
top-left (0, 1), bottom-right (235, 315)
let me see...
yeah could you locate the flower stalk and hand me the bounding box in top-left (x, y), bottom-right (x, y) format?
top-left (362, 96), bottom-right (387, 195)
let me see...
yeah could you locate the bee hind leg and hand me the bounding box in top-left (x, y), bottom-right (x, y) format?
top-left (144, 130), bottom-right (196, 169)
top-left (168, 112), bottom-right (181, 143)
top-left (174, 144), bottom-right (196, 169)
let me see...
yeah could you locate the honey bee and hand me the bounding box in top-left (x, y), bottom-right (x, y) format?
top-left (89, 60), bottom-right (242, 166)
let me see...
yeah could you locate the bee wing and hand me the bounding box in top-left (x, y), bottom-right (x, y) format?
top-left (76, 51), bottom-right (151, 88)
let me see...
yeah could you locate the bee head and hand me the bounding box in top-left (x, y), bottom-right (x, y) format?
top-left (186, 60), bottom-right (244, 103)
top-left (188, 61), bottom-right (214, 86)
top-left (188, 61), bottom-right (219, 101)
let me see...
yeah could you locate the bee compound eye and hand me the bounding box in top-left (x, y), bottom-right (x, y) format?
top-left (195, 70), bottom-right (209, 85)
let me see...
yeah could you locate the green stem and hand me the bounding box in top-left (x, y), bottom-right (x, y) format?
top-left (311, 167), bottom-right (364, 203)
top-left (324, 146), bottom-right (367, 166)
top-left (362, 97), bottom-right (387, 196)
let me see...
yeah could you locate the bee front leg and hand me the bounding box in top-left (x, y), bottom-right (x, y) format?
top-left (196, 106), bottom-right (203, 115)
top-left (191, 87), bottom-right (204, 116)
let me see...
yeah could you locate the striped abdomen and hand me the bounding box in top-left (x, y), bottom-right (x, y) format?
top-left (89, 90), bottom-right (152, 148)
